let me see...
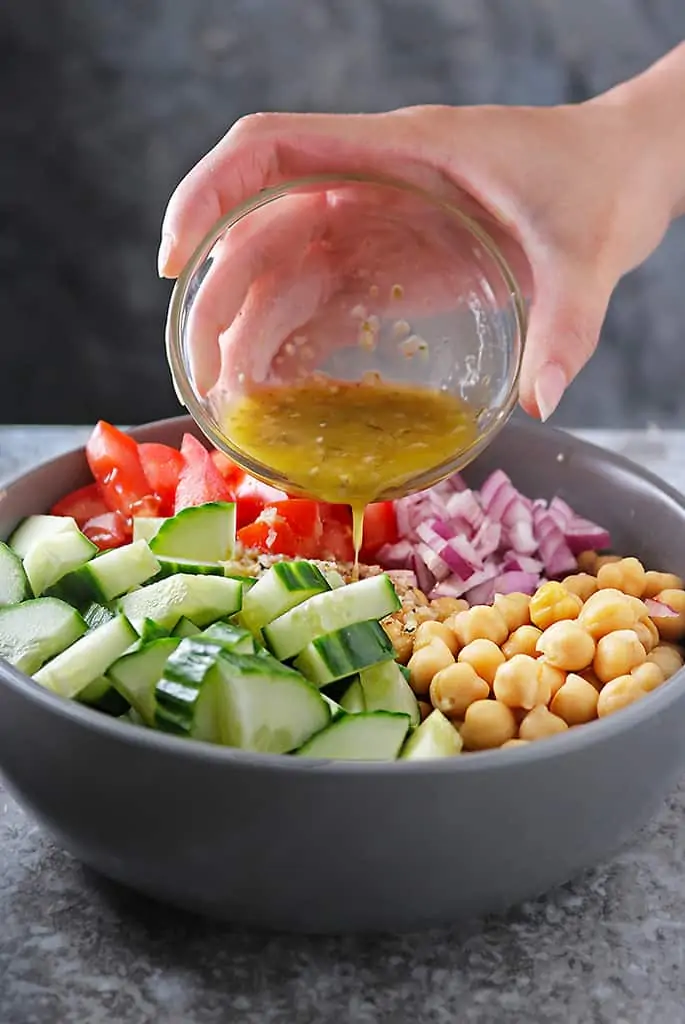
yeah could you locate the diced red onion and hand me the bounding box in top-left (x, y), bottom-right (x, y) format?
top-left (412, 552), bottom-right (436, 595)
top-left (645, 598), bottom-right (678, 618)
top-left (417, 541), bottom-right (451, 582)
top-left (492, 571), bottom-right (539, 596)
top-left (376, 540), bottom-right (414, 570)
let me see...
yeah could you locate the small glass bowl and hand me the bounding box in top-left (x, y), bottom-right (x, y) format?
top-left (166, 173), bottom-right (528, 500)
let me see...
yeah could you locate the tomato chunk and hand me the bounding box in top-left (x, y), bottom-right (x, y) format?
top-left (360, 502), bottom-right (398, 558)
top-left (231, 476), bottom-right (288, 529)
top-left (139, 442), bottom-right (185, 516)
top-left (82, 511), bottom-right (131, 550)
top-left (210, 450), bottom-right (245, 487)
top-left (51, 483), bottom-right (109, 526)
top-left (319, 518), bottom-right (355, 562)
top-left (86, 421), bottom-right (161, 519)
top-left (174, 434), bottom-right (232, 512)
top-left (237, 516), bottom-right (299, 556)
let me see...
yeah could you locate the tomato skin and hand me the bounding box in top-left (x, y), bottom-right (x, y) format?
top-left (360, 502), bottom-right (398, 558)
top-left (86, 421), bottom-right (161, 519)
top-left (174, 434), bottom-right (232, 512)
top-left (319, 518), bottom-right (355, 562)
top-left (82, 511), bottom-right (131, 550)
top-left (231, 476), bottom-right (289, 529)
top-left (51, 483), bottom-right (108, 526)
top-left (139, 443), bottom-right (185, 516)
top-left (210, 450), bottom-right (245, 487)
top-left (237, 517), bottom-right (299, 556)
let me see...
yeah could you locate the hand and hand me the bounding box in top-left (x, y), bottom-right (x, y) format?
top-left (159, 47), bottom-right (685, 419)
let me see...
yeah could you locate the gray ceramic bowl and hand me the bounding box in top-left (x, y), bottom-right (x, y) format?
top-left (1, 416), bottom-right (685, 934)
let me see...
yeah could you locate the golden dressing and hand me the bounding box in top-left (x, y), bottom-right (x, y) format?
top-left (221, 378), bottom-right (479, 561)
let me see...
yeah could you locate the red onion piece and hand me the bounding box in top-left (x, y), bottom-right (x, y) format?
top-left (645, 598), bottom-right (678, 618)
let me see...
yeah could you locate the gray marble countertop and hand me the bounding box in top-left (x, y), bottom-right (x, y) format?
top-left (2, 426), bottom-right (685, 1024)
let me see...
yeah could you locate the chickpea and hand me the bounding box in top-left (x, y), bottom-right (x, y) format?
top-left (597, 674), bottom-right (648, 717)
top-left (647, 643), bottom-right (685, 680)
top-left (493, 654), bottom-right (546, 710)
top-left (642, 571), bottom-right (683, 599)
top-left (579, 668), bottom-right (603, 691)
top-left (578, 589), bottom-right (638, 639)
top-left (633, 617), bottom-right (659, 654)
top-left (651, 589), bottom-right (685, 642)
top-left (529, 581), bottom-right (582, 630)
top-left (595, 554), bottom-right (622, 570)
top-left (458, 638), bottom-right (505, 686)
top-left (448, 606), bottom-right (508, 647)
top-left (413, 620), bottom-right (459, 656)
top-left (502, 625), bottom-right (543, 660)
top-left (562, 573), bottom-right (598, 602)
top-left (538, 660), bottom-right (567, 698)
top-left (536, 621), bottom-right (595, 672)
top-left (407, 638), bottom-right (454, 696)
top-left (597, 557), bottom-right (646, 598)
top-left (501, 739), bottom-right (530, 749)
top-left (430, 596), bottom-right (469, 622)
top-left (550, 673), bottom-right (599, 725)
top-left (576, 550), bottom-right (600, 574)
top-left (429, 663), bottom-right (490, 719)
top-left (382, 617), bottom-right (414, 664)
top-left (493, 592), bottom-right (530, 632)
top-left (417, 700), bottom-right (433, 722)
top-left (460, 700), bottom-right (517, 750)
top-left (593, 629), bottom-right (646, 683)
top-left (518, 706), bottom-right (569, 741)
top-left (631, 661), bottom-right (665, 693)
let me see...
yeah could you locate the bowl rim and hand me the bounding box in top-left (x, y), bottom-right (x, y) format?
top-left (164, 172), bottom-right (529, 496)
top-left (1, 414), bottom-right (684, 777)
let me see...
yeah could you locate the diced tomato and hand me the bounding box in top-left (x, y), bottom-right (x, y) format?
top-left (210, 450), bottom-right (245, 487)
top-left (86, 421), bottom-right (161, 519)
top-left (50, 483), bottom-right (109, 526)
top-left (360, 502), bottom-right (398, 558)
top-left (231, 475), bottom-right (288, 529)
top-left (139, 442), bottom-right (185, 516)
top-left (259, 500), bottom-right (322, 558)
top-left (82, 511), bottom-right (131, 550)
top-left (174, 434), bottom-right (232, 512)
top-left (319, 518), bottom-right (355, 562)
top-left (237, 516), bottom-right (299, 556)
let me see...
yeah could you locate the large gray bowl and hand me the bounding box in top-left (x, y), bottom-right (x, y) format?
top-left (1, 416), bottom-right (685, 934)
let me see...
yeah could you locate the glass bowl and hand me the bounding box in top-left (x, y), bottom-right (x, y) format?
top-left (166, 173), bottom-right (528, 503)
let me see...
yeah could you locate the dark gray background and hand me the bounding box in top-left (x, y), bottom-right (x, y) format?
top-left (2, 0), bottom-right (685, 426)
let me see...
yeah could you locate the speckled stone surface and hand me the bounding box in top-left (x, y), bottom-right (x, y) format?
top-left (2, 427), bottom-right (685, 1024)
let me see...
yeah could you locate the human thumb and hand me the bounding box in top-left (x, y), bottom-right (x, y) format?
top-left (518, 260), bottom-right (616, 420)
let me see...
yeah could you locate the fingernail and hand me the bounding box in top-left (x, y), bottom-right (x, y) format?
top-left (157, 232), bottom-right (174, 277)
top-left (534, 362), bottom-right (567, 421)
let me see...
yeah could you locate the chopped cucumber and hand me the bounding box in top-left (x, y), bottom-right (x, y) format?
top-left (8, 514), bottom-right (77, 558)
top-left (295, 711), bottom-right (411, 761)
top-left (339, 677), bottom-right (365, 713)
top-left (118, 574), bottom-right (242, 634)
top-left (77, 675), bottom-right (130, 717)
top-left (239, 560), bottom-right (330, 635)
top-left (154, 637), bottom-right (225, 742)
top-left (24, 524), bottom-right (98, 596)
top-left (172, 616), bottom-right (200, 638)
top-left (108, 636), bottom-right (181, 725)
top-left (34, 614), bottom-right (137, 698)
top-left (359, 660), bottom-right (420, 727)
top-left (132, 517), bottom-right (167, 543)
top-left (138, 618), bottom-right (171, 642)
top-left (222, 571), bottom-right (257, 591)
top-left (323, 569), bottom-right (346, 589)
top-left (47, 540), bottom-right (160, 606)
top-left (263, 574), bottom-right (400, 661)
top-left (155, 556), bottom-right (224, 578)
top-left (400, 709), bottom-right (463, 760)
top-left (0, 598), bottom-right (87, 674)
top-left (149, 502), bottom-right (236, 562)
top-left (200, 621), bottom-right (255, 654)
top-left (293, 620), bottom-right (395, 686)
top-left (215, 651), bottom-right (330, 753)
top-left (321, 693), bottom-right (345, 719)
top-left (83, 601), bottom-right (116, 630)
top-left (0, 541), bottom-right (30, 606)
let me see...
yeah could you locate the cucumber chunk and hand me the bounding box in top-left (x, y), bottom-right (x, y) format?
top-left (8, 514), bottom-right (77, 558)
top-left (0, 541), bottom-right (30, 606)
top-left (295, 711), bottom-right (411, 761)
top-left (132, 517), bottom-right (167, 543)
top-left (154, 637), bottom-right (225, 742)
top-left (400, 709), bottom-right (463, 760)
top-left (0, 598), bottom-right (87, 674)
top-left (293, 620), bottom-right (395, 686)
top-left (118, 574), bottom-right (242, 634)
top-left (149, 502), bottom-right (236, 562)
top-left (263, 574), bottom-right (400, 661)
top-left (200, 621), bottom-right (255, 654)
top-left (77, 675), bottom-right (130, 717)
top-left (172, 616), bottom-right (201, 638)
top-left (321, 693), bottom-right (345, 719)
top-left (34, 614), bottom-right (137, 698)
top-left (155, 557), bottom-right (224, 578)
top-left (339, 677), bottom-right (365, 713)
top-left (239, 560), bottom-right (330, 635)
top-left (24, 524), bottom-right (98, 596)
top-left (323, 569), bottom-right (346, 589)
top-left (108, 636), bottom-right (181, 725)
top-left (83, 601), bottom-right (116, 630)
top-left (47, 540), bottom-right (160, 605)
top-left (359, 660), bottom-right (420, 727)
